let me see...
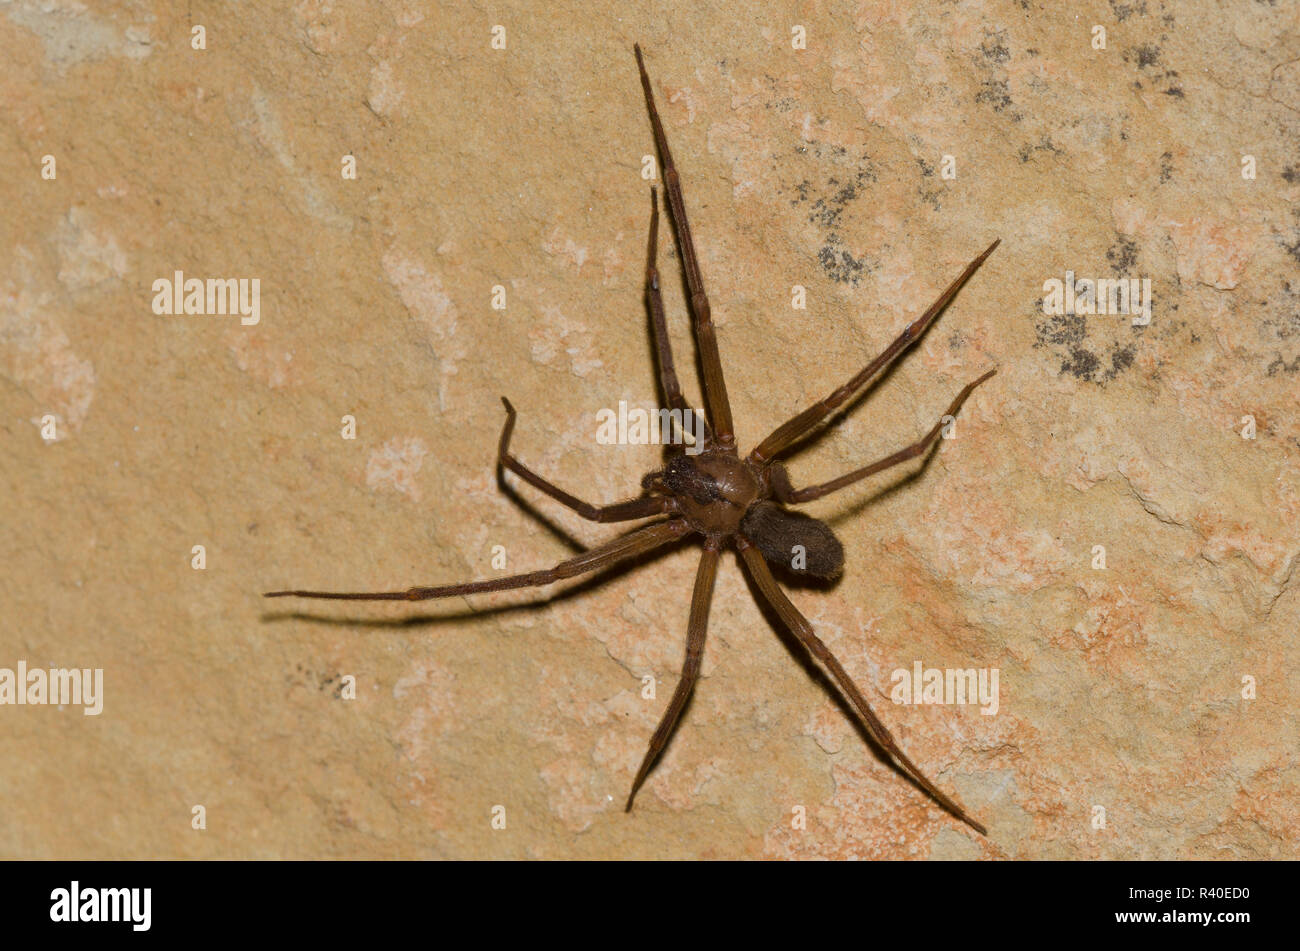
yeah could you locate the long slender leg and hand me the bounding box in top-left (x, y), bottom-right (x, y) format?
top-left (498, 397), bottom-right (676, 522)
top-left (737, 541), bottom-right (987, 835)
top-left (772, 369), bottom-right (996, 504)
top-left (266, 518), bottom-right (689, 601)
top-left (625, 539), bottom-right (720, 810)
top-left (645, 188), bottom-right (710, 452)
top-left (750, 239), bottom-right (1000, 464)
top-left (645, 188), bottom-right (690, 418)
top-left (634, 44), bottom-right (735, 449)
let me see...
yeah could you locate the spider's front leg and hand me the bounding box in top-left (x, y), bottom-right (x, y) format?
top-left (497, 397), bottom-right (675, 522)
top-left (770, 369), bottom-right (996, 504)
top-left (635, 44), bottom-right (735, 450)
top-left (644, 188), bottom-right (712, 454)
top-left (749, 240), bottom-right (1000, 465)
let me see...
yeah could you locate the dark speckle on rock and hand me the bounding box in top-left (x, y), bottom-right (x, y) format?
top-left (809, 197), bottom-right (841, 228)
top-left (1035, 309), bottom-right (1143, 384)
top-left (1108, 237), bottom-right (1138, 273)
top-left (1267, 355), bottom-right (1300, 376)
top-left (1110, 0), bottom-right (1149, 21)
top-left (1127, 46), bottom-right (1185, 98)
top-left (818, 237), bottom-right (869, 286)
top-left (788, 144), bottom-right (878, 284)
top-left (976, 77), bottom-right (1014, 114)
top-left (1259, 278), bottom-right (1300, 379)
top-left (1135, 43), bottom-right (1161, 68)
top-left (1037, 311), bottom-right (1087, 348)
top-left (1110, 343), bottom-right (1137, 376)
top-left (1018, 137), bottom-right (1062, 164)
top-left (1062, 347), bottom-right (1100, 380)
top-left (980, 31), bottom-right (1011, 64)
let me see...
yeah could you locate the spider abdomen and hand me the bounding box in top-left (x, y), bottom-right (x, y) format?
top-left (739, 500), bottom-right (844, 580)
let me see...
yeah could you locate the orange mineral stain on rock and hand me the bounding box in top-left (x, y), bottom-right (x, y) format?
top-left (1165, 219), bottom-right (1255, 290)
top-left (1110, 198), bottom-right (1258, 290)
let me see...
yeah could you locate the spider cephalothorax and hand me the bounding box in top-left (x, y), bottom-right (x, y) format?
top-left (645, 451), bottom-right (844, 579)
top-left (268, 45), bottom-right (1000, 836)
top-left (649, 451), bottom-right (763, 534)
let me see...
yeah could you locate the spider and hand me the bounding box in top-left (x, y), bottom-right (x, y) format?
top-left (268, 45), bottom-right (1000, 836)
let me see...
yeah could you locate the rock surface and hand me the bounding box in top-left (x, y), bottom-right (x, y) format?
top-left (2, 1), bottom-right (1297, 859)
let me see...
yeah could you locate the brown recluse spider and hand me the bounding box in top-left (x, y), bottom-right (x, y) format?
top-left (268, 45), bottom-right (1000, 837)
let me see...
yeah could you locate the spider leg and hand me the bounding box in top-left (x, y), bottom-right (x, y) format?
top-left (771, 369), bottom-right (996, 504)
top-left (644, 187), bottom-right (711, 453)
top-left (498, 397), bottom-right (676, 522)
top-left (737, 540), bottom-right (987, 836)
top-left (749, 239), bottom-right (1000, 464)
top-left (625, 539), bottom-right (720, 810)
top-left (265, 518), bottom-right (689, 601)
top-left (634, 44), bottom-right (735, 450)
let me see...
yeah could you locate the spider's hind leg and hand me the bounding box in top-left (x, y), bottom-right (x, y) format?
top-left (625, 540), bottom-right (720, 810)
top-left (737, 541), bottom-right (987, 835)
top-left (266, 518), bottom-right (689, 602)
